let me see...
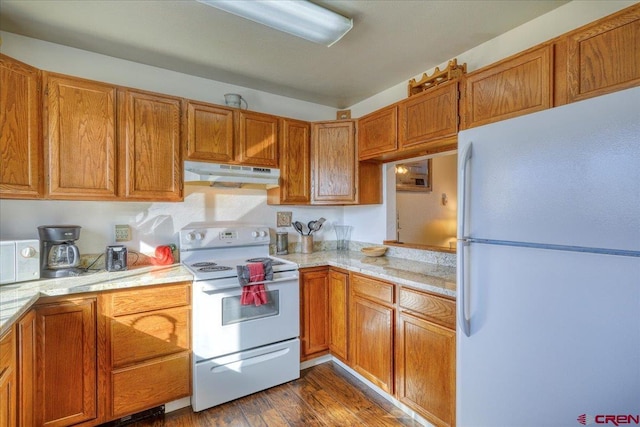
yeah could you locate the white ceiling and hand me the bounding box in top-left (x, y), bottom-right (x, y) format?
top-left (0, 0), bottom-right (570, 108)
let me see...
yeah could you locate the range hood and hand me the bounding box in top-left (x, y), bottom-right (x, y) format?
top-left (184, 161), bottom-right (280, 188)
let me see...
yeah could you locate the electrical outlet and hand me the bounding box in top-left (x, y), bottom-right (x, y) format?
top-left (277, 211), bottom-right (292, 227)
top-left (115, 224), bottom-right (131, 242)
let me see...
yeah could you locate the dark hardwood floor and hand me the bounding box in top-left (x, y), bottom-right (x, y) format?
top-left (132, 361), bottom-right (422, 426)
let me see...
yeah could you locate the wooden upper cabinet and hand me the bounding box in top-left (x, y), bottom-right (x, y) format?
top-left (119, 88), bottom-right (183, 201)
top-left (399, 80), bottom-right (459, 149)
top-left (565, 5), bottom-right (640, 103)
top-left (358, 105), bottom-right (398, 160)
top-left (186, 101), bottom-right (234, 163)
top-left (268, 118), bottom-right (311, 205)
top-left (463, 45), bottom-right (553, 129)
top-left (44, 73), bottom-right (118, 199)
top-left (0, 54), bottom-right (42, 199)
top-left (236, 110), bottom-right (278, 167)
top-left (311, 120), bottom-right (357, 204)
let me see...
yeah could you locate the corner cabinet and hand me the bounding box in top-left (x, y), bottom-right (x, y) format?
top-left (0, 54), bottom-right (42, 199)
top-left (462, 45), bottom-right (553, 129)
top-left (268, 118), bottom-right (311, 205)
top-left (300, 267), bottom-right (330, 360)
top-left (328, 268), bottom-right (349, 362)
top-left (396, 287), bottom-right (456, 427)
top-left (119, 89), bottom-right (183, 201)
top-left (44, 73), bottom-right (118, 200)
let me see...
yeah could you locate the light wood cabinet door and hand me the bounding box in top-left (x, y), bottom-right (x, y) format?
top-left (0, 327), bottom-right (17, 427)
top-left (399, 81), bottom-right (458, 150)
top-left (311, 120), bottom-right (357, 204)
top-left (328, 268), bottom-right (349, 362)
top-left (186, 101), bottom-right (234, 163)
top-left (0, 54), bottom-right (42, 199)
top-left (119, 89), bottom-right (183, 201)
top-left (300, 268), bottom-right (330, 360)
top-left (349, 274), bottom-right (394, 394)
top-left (565, 5), bottom-right (640, 103)
top-left (236, 110), bottom-right (278, 167)
top-left (34, 299), bottom-right (97, 427)
top-left (358, 105), bottom-right (398, 160)
top-left (44, 73), bottom-right (118, 199)
top-left (268, 118), bottom-right (311, 205)
top-left (463, 45), bottom-right (553, 129)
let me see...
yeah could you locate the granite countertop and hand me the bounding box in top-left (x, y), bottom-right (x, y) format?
top-left (0, 250), bottom-right (456, 337)
top-left (274, 249), bottom-right (457, 299)
top-left (0, 264), bottom-right (192, 336)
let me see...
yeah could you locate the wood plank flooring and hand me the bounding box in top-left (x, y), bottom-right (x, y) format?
top-left (131, 361), bottom-right (422, 426)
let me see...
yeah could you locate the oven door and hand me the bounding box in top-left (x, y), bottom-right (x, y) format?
top-left (193, 271), bottom-right (300, 362)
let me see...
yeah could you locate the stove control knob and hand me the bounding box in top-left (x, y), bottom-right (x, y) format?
top-left (259, 230), bottom-right (268, 238)
top-left (251, 231), bottom-right (260, 238)
top-left (194, 232), bottom-right (204, 241)
top-left (185, 233), bottom-right (195, 241)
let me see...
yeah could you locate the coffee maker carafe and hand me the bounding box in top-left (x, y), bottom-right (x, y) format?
top-left (38, 225), bottom-right (82, 278)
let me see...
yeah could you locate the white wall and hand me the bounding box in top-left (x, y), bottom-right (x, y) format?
top-left (343, 0), bottom-right (636, 245)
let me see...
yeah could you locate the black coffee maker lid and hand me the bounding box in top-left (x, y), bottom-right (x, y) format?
top-left (38, 225), bottom-right (81, 242)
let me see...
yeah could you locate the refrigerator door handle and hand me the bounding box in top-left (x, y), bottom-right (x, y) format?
top-left (458, 143), bottom-right (472, 337)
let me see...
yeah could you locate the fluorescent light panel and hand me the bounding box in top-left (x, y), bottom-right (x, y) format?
top-left (197, 0), bottom-right (353, 47)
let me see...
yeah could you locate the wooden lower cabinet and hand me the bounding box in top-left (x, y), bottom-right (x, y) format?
top-left (328, 269), bottom-right (349, 361)
top-left (396, 287), bottom-right (456, 427)
top-left (101, 282), bottom-right (192, 419)
top-left (34, 298), bottom-right (98, 427)
top-left (0, 326), bottom-right (17, 427)
top-left (349, 273), bottom-right (395, 394)
top-left (300, 267), bottom-right (330, 360)
top-left (17, 310), bottom-right (36, 427)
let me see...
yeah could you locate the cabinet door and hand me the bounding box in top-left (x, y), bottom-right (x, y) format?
top-left (358, 105), bottom-right (398, 160)
top-left (35, 299), bottom-right (97, 427)
top-left (328, 269), bottom-right (348, 361)
top-left (17, 310), bottom-right (36, 427)
top-left (0, 54), bottom-right (42, 199)
top-left (269, 118), bottom-right (311, 204)
top-left (311, 121), bottom-right (357, 204)
top-left (566, 6), bottom-right (640, 102)
top-left (119, 89), bottom-right (183, 201)
top-left (396, 312), bottom-right (455, 427)
top-left (463, 45), bottom-right (553, 129)
top-left (186, 101), bottom-right (234, 163)
top-left (0, 327), bottom-right (17, 427)
top-left (236, 111), bottom-right (278, 167)
top-left (44, 73), bottom-right (118, 199)
top-left (399, 81), bottom-right (458, 149)
top-left (300, 268), bottom-right (330, 359)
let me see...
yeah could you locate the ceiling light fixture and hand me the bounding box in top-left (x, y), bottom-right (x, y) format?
top-left (197, 0), bottom-right (353, 47)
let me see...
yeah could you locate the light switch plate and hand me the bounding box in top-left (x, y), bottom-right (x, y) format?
top-left (276, 212), bottom-right (292, 227)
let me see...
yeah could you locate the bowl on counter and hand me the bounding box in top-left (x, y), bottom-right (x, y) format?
top-left (360, 246), bottom-right (388, 257)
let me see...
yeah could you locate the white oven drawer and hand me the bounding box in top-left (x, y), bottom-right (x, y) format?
top-left (192, 338), bottom-right (300, 412)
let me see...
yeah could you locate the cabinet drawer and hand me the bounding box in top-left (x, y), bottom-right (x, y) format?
top-left (111, 282), bottom-right (190, 316)
top-left (351, 274), bottom-right (394, 305)
top-left (399, 287), bottom-right (456, 330)
top-left (111, 306), bottom-right (191, 368)
top-left (112, 352), bottom-right (190, 418)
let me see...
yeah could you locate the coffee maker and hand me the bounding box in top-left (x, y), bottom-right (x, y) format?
top-left (38, 225), bottom-right (82, 278)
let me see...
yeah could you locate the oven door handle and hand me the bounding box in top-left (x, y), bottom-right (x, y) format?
top-left (199, 274), bottom-right (298, 293)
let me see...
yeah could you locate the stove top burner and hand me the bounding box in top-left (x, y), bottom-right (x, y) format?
top-left (198, 265), bottom-right (233, 272)
top-left (246, 257), bottom-right (284, 266)
top-left (192, 262), bottom-right (217, 267)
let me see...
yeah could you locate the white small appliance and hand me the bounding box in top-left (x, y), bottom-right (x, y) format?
top-left (0, 239), bottom-right (40, 285)
top-left (180, 222), bottom-right (300, 412)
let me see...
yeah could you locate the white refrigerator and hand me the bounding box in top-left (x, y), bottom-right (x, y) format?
top-left (456, 86), bottom-right (640, 426)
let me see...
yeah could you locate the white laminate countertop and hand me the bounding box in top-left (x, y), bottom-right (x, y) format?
top-left (0, 250), bottom-right (456, 336)
top-left (274, 249), bottom-right (457, 298)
